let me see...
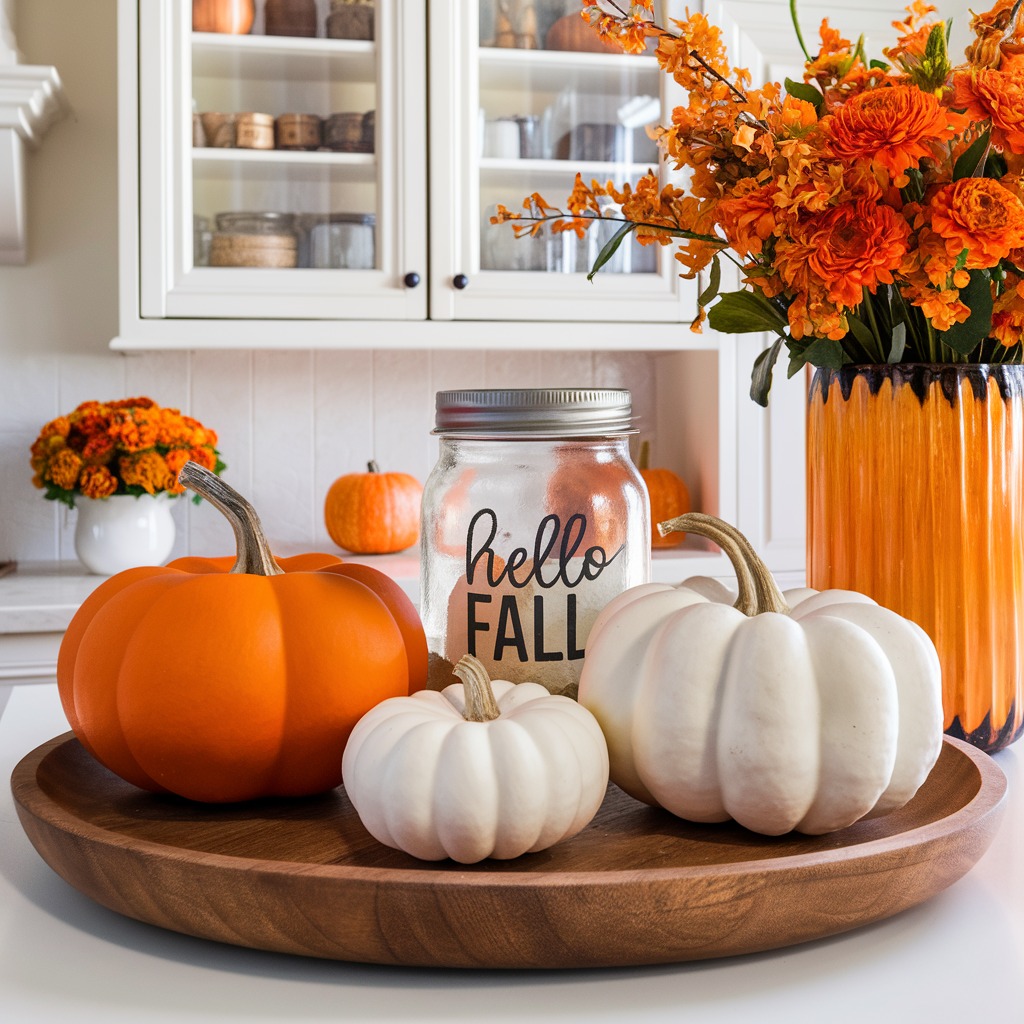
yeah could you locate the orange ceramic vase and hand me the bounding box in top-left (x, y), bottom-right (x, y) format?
top-left (807, 364), bottom-right (1024, 754)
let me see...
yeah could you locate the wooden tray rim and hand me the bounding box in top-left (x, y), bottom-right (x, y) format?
top-left (12, 732), bottom-right (1007, 887)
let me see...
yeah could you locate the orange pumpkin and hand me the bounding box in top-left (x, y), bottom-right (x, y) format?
top-left (638, 441), bottom-right (691, 548)
top-left (324, 460), bottom-right (423, 555)
top-left (57, 462), bottom-right (427, 803)
top-left (192, 0), bottom-right (254, 34)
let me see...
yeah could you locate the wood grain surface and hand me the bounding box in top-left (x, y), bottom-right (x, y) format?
top-left (10, 734), bottom-right (1006, 969)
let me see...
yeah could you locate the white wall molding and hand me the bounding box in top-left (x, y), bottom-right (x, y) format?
top-left (0, 0), bottom-right (67, 264)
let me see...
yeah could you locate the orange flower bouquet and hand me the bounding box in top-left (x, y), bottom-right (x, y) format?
top-left (495, 0), bottom-right (1024, 404)
top-left (30, 397), bottom-right (225, 508)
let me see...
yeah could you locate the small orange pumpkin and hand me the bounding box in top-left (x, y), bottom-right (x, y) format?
top-left (192, 0), bottom-right (254, 34)
top-left (638, 441), bottom-right (691, 548)
top-left (57, 462), bottom-right (427, 803)
top-left (324, 460), bottom-right (423, 555)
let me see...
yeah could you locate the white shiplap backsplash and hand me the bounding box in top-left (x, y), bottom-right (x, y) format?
top-left (0, 348), bottom-right (657, 564)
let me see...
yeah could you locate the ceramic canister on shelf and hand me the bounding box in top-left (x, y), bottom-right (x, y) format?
top-left (361, 109), bottom-right (375, 152)
top-left (199, 112), bottom-right (236, 147)
top-left (326, 0), bottom-right (375, 40)
top-left (263, 0), bottom-right (318, 36)
top-left (419, 389), bottom-right (651, 697)
top-left (323, 112), bottom-right (368, 152)
top-left (192, 0), bottom-right (254, 34)
top-left (235, 112), bottom-right (275, 149)
top-left (275, 114), bottom-right (322, 151)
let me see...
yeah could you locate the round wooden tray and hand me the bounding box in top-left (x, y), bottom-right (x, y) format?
top-left (11, 733), bottom-right (1006, 970)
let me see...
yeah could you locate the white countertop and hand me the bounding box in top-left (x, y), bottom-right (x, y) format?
top-left (0, 562), bottom-right (111, 634)
top-left (1, 680), bottom-right (1022, 1024)
top-left (0, 553), bottom-right (422, 637)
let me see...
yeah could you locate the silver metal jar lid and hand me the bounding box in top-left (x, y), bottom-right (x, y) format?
top-left (434, 388), bottom-right (634, 435)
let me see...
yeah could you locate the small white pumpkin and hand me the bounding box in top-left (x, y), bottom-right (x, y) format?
top-left (342, 654), bottom-right (610, 864)
top-left (578, 513), bottom-right (944, 836)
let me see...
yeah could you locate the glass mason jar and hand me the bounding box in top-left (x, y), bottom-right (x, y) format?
top-left (421, 388), bottom-right (651, 698)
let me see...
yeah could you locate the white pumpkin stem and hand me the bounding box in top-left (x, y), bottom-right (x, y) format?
top-left (452, 654), bottom-right (503, 722)
top-left (657, 512), bottom-right (789, 616)
top-left (177, 461), bottom-right (284, 577)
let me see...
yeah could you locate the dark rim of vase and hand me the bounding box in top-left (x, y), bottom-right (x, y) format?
top-left (810, 363), bottom-right (1024, 406)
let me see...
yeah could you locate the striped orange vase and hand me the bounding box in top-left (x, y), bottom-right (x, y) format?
top-left (807, 365), bottom-right (1024, 754)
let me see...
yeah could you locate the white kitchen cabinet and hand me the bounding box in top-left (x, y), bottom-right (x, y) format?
top-left (427, 0), bottom-right (694, 323)
top-left (119, 0), bottom-right (427, 340)
top-left (113, 0), bottom-right (698, 347)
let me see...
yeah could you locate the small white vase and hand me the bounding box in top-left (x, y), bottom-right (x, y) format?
top-left (74, 493), bottom-right (176, 575)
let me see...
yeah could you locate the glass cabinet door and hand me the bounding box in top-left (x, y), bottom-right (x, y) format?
top-left (429, 0), bottom-right (694, 322)
top-left (136, 0), bottom-right (426, 322)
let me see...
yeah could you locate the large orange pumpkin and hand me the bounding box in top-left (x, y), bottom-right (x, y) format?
top-left (57, 461), bottom-right (427, 803)
top-left (638, 441), bottom-right (691, 549)
top-left (324, 460), bottom-right (423, 554)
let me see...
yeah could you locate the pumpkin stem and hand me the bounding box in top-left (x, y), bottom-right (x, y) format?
top-left (177, 461), bottom-right (284, 577)
top-left (452, 654), bottom-right (502, 722)
top-left (367, 460), bottom-right (380, 473)
top-left (657, 512), bottom-right (789, 616)
top-left (638, 440), bottom-right (650, 471)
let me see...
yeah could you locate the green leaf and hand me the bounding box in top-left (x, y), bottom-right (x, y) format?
top-left (902, 167), bottom-right (925, 203)
top-left (800, 337), bottom-right (848, 370)
top-left (846, 313), bottom-right (878, 359)
top-left (869, 58), bottom-right (890, 70)
top-left (43, 484), bottom-right (76, 509)
top-left (953, 128), bottom-right (991, 180)
top-left (697, 255), bottom-right (722, 308)
top-left (942, 269), bottom-right (994, 355)
top-left (587, 222), bottom-right (633, 281)
top-left (784, 77), bottom-right (824, 114)
top-left (887, 321), bottom-right (907, 363)
top-left (708, 289), bottom-right (789, 336)
top-left (750, 337), bottom-right (785, 407)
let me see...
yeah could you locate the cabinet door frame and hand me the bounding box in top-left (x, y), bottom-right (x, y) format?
top-left (119, 0), bottom-right (427, 335)
top-left (427, 0), bottom-right (698, 323)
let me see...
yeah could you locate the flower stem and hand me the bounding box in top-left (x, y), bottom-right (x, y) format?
top-left (861, 293), bottom-right (887, 362)
top-left (790, 0), bottom-right (812, 61)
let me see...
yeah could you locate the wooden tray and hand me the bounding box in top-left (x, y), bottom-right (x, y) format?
top-left (11, 733), bottom-right (1006, 969)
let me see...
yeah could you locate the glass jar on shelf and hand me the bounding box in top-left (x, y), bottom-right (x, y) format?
top-left (209, 211), bottom-right (298, 268)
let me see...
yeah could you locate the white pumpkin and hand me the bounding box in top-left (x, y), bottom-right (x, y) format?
top-left (342, 654), bottom-right (610, 863)
top-left (578, 513), bottom-right (944, 836)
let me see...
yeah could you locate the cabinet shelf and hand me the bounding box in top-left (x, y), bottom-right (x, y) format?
top-left (192, 32), bottom-right (375, 83)
top-left (480, 156), bottom-right (657, 186)
top-left (478, 45), bottom-right (659, 93)
top-left (193, 147), bottom-right (375, 184)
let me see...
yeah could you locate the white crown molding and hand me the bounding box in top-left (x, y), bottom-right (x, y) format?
top-left (0, 62), bottom-right (66, 145)
top-left (0, 19), bottom-right (67, 264)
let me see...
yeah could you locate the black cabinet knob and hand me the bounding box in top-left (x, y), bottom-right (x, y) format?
top-left (403, 272), bottom-right (420, 288)
top-left (453, 274), bottom-right (469, 290)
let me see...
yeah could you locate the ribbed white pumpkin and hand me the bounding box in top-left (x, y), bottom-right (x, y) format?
top-left (578, 513), bottom-right (944, 836)
top-left (342, 655), bottom-right (610, 863)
